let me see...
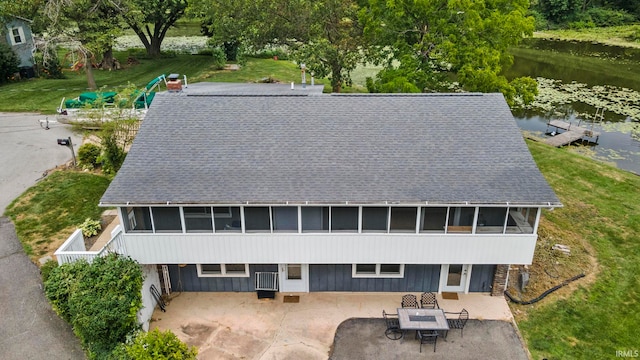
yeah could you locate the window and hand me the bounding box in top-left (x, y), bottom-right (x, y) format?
top-left (197, 264), bottom-right (249, 277)
top-left (287, 264), bottom-right (302, 280)
top-left (331, 207), bottom-right (358, 232)
top-left (10, 27), bottom-right (25, 45)
top-left (362, 207), bottom-right (388, 232)
top-left (301, 207), bottom-right (329, 232)
top-left (476, 207), bottom-right (508, 234)
top-left (506, 207), bottom-right (537, 234)
top-left (447, 207), bottom-right (475, 233)
top-left (184, 207), bottom-right (213, 232)
top-left (122, 207), bottom-right (152, 232)
top-left (244, 207), bottom-right (271, 232)
top-left (214, 207), bottom-right (241, 232)
top-left (390, 207), bottom-right (417, 232)
top-left (272, 207), bottom-right (298, 232)
top-left (353, 264), bottom-right (404, 278)
top-left (420, 207), bottom-right (447, 233)
top-left (151, 207), bottom-right (182, 232)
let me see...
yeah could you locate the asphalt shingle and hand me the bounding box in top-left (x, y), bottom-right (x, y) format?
top-left (100, 88), bottom-right (560, 206)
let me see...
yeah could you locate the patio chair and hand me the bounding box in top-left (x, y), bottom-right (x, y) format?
top-left (445, 308), bottom-right (469, 338)
top-left (382, 310), bottom-right (403, 340)
top-left (420, 292), bottom-right (439, 309)
top-left (401, 294), bottom-right (419, 308)
top-left (416, 330), bottom-right (438, 353)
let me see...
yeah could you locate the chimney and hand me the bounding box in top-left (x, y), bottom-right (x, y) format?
top-left (167, 73), bottom-right (182, 92)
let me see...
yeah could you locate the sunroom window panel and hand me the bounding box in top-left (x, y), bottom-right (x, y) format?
top-left (390, 207), bottom-right (417, 232)
top-left (447, 207), bottom-right (474, 233)
top-left (122, 207), bottom-right (152, 232)
top-left (420, 207), bottom-right (447, 232)
top-left (331, 207), bottom-right (358, 232)
top-left (476, 207), bottom-right (507, 233)
top-left (244, 207), bottom-right (271, 232)
top-left (362, 207), bottom-right (388, 232)
top-left (301, 207), bottom-right (329, 232)
top-left (214, 207), bottom-right (242, 232)
top-left (151, 207), bottom-right (182, 232)
top-left (184, 207), bottom-right (213, 232)
top-left (273, 206), bottom-right (298, 232)
top-left (507, 207), bottom-right (536, 234)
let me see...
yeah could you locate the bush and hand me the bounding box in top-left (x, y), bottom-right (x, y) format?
top-left (40, 259), bottom-right (59, 283)
top-left (586, 8), bottom-right (636, 27)
top-left (44, 254), bottom-right (143, 358)
top-left (78, 143), bottom-right (102, 170)
top-left (211, 47), bottom-right (226, 70)
top-left (115, 329), bottom-right (198, 360)
top-left (80, 218), bottom-right (101, 237)
top-left (0, 42), bottom-right (20, 83)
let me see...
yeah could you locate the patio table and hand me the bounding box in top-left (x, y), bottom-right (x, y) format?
top-left (397, 308), bottom-right (450, 342)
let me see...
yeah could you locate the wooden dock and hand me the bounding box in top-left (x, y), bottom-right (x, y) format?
top-left (544, 120), bottom-right (600, 147)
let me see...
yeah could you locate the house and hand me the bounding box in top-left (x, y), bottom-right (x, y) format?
top-left (1, 15), bottom-right (36, 78)
top-left (91, 83), bottom-right (561, 299)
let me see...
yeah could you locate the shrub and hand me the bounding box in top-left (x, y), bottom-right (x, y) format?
top-left (80, 218), bottom-right (101, 237)
top-left (40, 259), bottom-right (59, 283)
top-left (78, 143), bottom-right (102, 170)
top-left (44, 254), bottom-right (143, 358)
top-left (211, 46), bottom-right (226, 70)
top-left (0, 42), bottom-right (19, 83)
top-left (586, 8), bottom-right (636, 27)
top-left (115, 329), bottom-right (198, 360)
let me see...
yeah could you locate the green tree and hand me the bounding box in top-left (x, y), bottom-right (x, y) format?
top-left (44, 254), bottom-right (144, 358)
top-left (537, 0), bottom-right (583, 23)
top-left (44, 0), bottom-right (124, 89)
top-left (361, 0), bottom-right (538, 106)
top-left (117, 0), bottom-right (188, 57)
top-left (195, 0), bottom-right (368, 92)
top-left (0, 42), bottom-right (19, 83)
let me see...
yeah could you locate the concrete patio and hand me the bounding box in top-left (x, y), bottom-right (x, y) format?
top-left (149, 291), bottom-right (523, 359)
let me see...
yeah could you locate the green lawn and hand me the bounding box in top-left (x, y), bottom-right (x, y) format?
top-left (0, 54), bottom-right (325, 114)
top-left (515, 140), bottom-right (640, 359)
top-left (534, 25), bottom-right (640, 49)
top-left (4, 171), bottom-right (111, 260)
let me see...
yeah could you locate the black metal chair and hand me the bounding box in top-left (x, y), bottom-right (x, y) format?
top-left (401, 294), bottom-right (419, 308)
top-left (416, 330), bottom-right (438, 353)
top-left (382, 310), bottom-right (403, 340)
top-left (445, 308), bottom-right (469, 338)
top-left (420, 292), bottom-right (439, 309)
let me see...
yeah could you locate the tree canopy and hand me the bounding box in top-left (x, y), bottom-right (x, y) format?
top-left (118, 0), bottom-right (188, 57)
top-left (361, 0), bottom-right (538, 106)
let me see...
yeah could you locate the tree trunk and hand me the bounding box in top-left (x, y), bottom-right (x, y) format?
top-left (100, 48), bottom-right (115, 70)
top-left (147, 40), bottom-right (162, 57)
top-left (331, 62), bottom-right (342, 93)
top-left (85, 56), bottom-right (97, 90)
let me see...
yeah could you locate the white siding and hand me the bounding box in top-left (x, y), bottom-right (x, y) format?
top-left (122, 233), bottom-right (537, 265)
top-left (138, 264), bottom-right (160, 331)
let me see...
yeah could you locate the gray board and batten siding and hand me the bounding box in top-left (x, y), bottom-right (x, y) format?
top-left (167, 264), bottom-right (495, 293)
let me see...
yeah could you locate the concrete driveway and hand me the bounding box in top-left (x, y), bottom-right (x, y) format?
top-left (0, 112), bottom-right (85, 359)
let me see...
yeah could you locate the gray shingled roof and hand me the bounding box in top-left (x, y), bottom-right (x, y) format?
top-left (100, 89), bottom-right (561, 206)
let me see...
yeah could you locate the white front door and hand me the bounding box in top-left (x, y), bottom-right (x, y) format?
top-left (279, 264), bottom-right (309, 292)
top-left (439, 264), bottom-right (471, 293)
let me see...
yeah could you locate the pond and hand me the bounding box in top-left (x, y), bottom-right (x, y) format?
top-left (506, 38), bottom-right (640, 175)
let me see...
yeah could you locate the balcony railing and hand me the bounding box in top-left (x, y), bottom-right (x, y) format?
top-left (54, 225), bottom-right (127, 265)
